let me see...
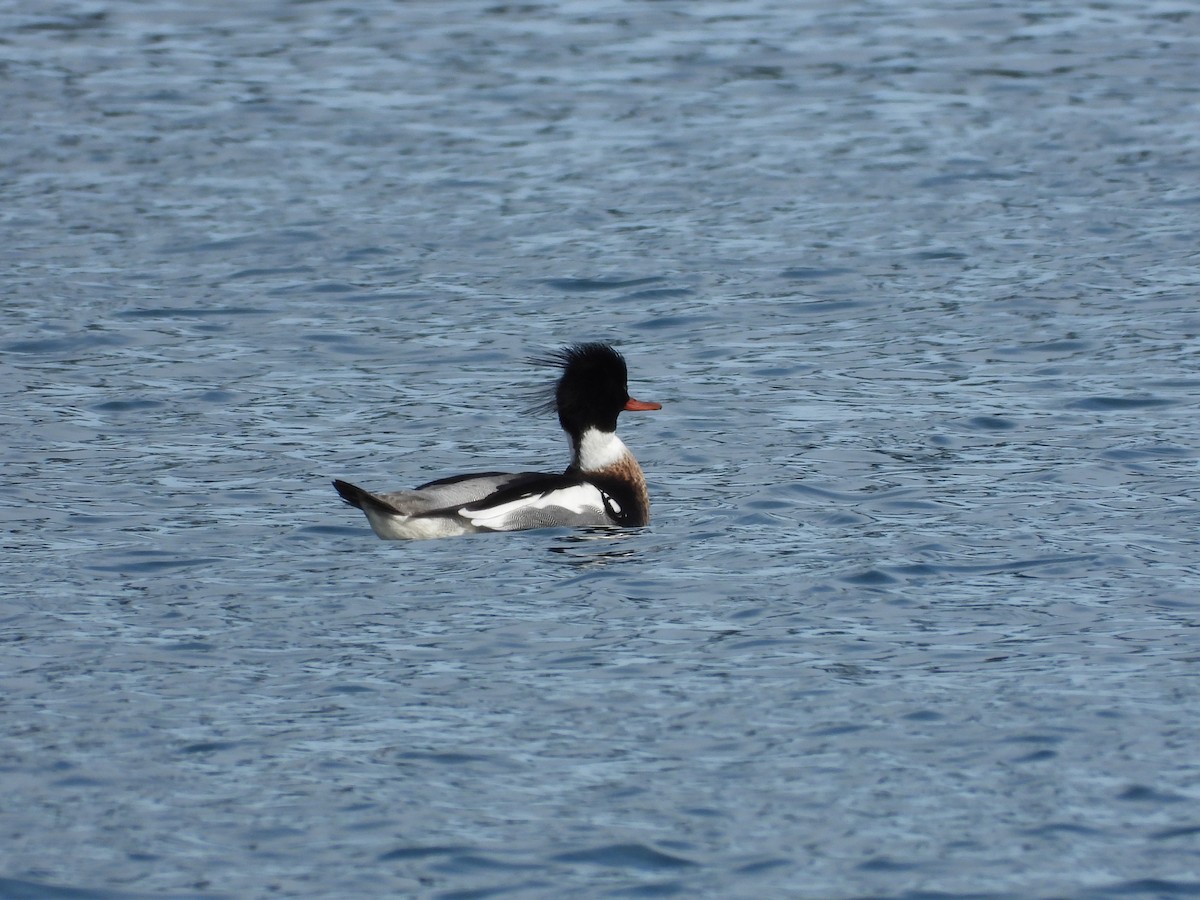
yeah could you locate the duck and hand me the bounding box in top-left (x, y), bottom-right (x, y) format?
top-left (333, 342), bottom-right (661, 539)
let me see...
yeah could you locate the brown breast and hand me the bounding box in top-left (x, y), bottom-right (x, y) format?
top-left (590, 453), bottom-right (651, 526)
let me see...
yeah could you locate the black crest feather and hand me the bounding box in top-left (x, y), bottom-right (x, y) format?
top-left (526, 342), bottom-right (628, 422)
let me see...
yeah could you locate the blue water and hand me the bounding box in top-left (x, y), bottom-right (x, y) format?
top-left (3, 1), bottom-right (1200, 897)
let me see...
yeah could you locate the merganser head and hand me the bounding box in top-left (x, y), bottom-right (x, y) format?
top-left (551, 342), bottom-right (661, 437)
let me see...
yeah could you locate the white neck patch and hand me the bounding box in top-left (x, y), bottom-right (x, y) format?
top-left (574, 427), bottom-right (629, 472)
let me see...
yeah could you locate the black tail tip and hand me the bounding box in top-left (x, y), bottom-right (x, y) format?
top-left (333, 479), bottom-right (365, 509)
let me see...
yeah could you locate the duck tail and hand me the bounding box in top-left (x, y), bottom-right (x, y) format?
top-left (333, 479), bottom-right (373, 511)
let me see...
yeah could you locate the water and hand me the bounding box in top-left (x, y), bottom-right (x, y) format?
top-left (3, 0), bottom-right (1199, 896)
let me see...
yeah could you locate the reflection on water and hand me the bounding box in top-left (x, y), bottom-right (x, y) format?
top-left (545, 528), bottom-right (645, 567)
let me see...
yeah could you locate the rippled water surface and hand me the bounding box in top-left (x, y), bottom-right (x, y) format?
top-left (3, 1), bottom-right (1200, 897)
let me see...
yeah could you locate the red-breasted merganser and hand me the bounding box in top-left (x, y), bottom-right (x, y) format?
top-left (333, 342), bottom-right (661, 539)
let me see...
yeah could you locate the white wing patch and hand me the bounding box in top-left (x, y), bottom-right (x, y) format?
top-left (462, 483), bottom-right (607, 529)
